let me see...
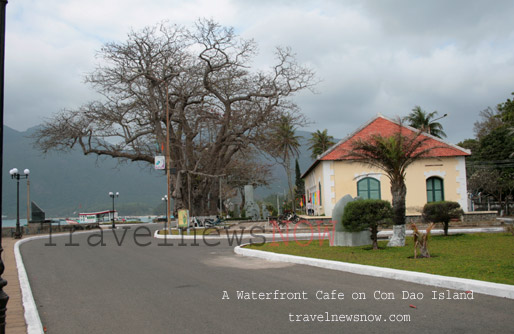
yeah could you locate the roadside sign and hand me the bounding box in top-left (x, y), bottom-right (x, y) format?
top-left (178, 209), bottom-right (189, 228)
top-left (155, 156), bottom-right (165, 170)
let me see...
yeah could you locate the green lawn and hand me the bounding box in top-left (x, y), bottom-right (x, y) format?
top-left (246, 233), bottom-right (514, 285)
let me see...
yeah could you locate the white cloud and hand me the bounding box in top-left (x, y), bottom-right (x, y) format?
top-left (4, 0), bottom-right (514, 145)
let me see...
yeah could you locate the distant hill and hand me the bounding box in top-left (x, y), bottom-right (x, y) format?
top-left (1, 126), bottom-right (329, 218)
top-left (2, 126), bottom-right (166, 218)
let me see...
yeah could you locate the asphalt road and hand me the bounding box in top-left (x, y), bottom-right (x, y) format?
top-left (20, 225), bottom-right (514, 334)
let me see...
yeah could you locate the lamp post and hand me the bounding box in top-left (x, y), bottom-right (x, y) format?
top-left (161, 195), bottom-right (168, 230)
top-left (109, 192), bottom-right (119, 229)
top-left (26, 172), bottom-right (30, 223)
top-left (9, 168), bottom-right (29, 239)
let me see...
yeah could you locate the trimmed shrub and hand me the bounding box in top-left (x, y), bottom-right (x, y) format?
top-left (342, 199), bottom-right (393, 249)
top-left (422, 201), bottom-right (463, 236)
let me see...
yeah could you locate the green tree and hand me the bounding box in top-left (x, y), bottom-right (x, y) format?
top-left (308, 129), bottom-right (335, 159)
top-left (457, 138), bottom-right (479, 154)
top-left (269, 115), bottom-right (302, 211)
top-left (404, 106), bottom-right (447, 139)
top-left (346, 120), bottom-right (432, 246)
top-left (422, 201), bottom-right (464, 236)
top-left (466, 93), bottom-right (514, 215)
top-left (497, 92), bottom-right (514, 126)
top-left (341, 199), bottom-right (393, 250)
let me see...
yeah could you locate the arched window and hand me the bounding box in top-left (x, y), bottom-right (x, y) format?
top-left (426, 177), bottom-right (444, 202)
top-left (357, 177), bottom-right (381, 199)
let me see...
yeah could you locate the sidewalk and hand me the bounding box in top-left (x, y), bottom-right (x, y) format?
top-left (2, 237), bottom-right (28, 333)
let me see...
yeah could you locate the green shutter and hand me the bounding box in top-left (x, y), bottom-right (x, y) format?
top-left (427, 177), bottom-right (444, 202)
top-left (357, 178), bottom-right (381, 200)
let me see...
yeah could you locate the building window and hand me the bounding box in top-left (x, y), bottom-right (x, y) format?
top-left (357, 177), bottom-right (381, 199)
top-left (426, 177), bottom-right (444, 202)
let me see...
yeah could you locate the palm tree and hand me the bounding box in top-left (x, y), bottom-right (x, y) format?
top-left (308, 129), bottom-right (335, 159)
top-left (347, 121), bottom-right (432, 246)
top-left (404, 106), bottom-right (447, 139)
top-left (271, 115), bottom-right (302, 211)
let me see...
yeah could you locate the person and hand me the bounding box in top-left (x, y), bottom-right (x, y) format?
top-left (307, 201), bottom-right (313, 216)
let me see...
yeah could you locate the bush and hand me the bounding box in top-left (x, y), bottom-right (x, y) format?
top-left (422, 201), bottom-right (463, 236)
top-left (342, 199), bottom-right (393, 249)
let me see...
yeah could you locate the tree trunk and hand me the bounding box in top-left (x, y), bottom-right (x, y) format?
top-left (371, 225), bottom-right (378, 250)
top-left (443, 221), bottom-right (449, 236)
top-left (388, 180), bottom-right (407, 247)
top-left (285, 157), bottom-right (294, 212)
top-left (418, 243), bottom-right (430, 258)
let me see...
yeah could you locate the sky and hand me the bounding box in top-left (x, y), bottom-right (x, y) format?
top-left (4, 0), bottom-right (514, 144)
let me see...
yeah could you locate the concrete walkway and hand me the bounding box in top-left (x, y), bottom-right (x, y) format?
top-left (2, 237), bottom-right (28, 333)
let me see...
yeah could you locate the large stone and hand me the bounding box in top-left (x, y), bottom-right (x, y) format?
top-left (244, 185), bottom-right (255, 203)
top-left (387, 225), bottom-right (406, 247)
top-left (332, 194), bottom-right (355, 232)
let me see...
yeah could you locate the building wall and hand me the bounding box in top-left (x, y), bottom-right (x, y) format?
top-left (304, 162), bottom-right (326, 216)
top-left (308, 156), bottom-right (468, 218)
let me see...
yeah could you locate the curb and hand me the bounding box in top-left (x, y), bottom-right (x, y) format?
top-left (234, 244), bottom-right (514, 300)
top-left (152, 227), bottom-right (506, 240)
top-left (152, 229), bottom-right (320, 240)
top-left (14, 230), bottom-right (104, 334)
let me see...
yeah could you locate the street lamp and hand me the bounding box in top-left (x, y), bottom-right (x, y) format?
top-left (109, 192), bottom-right (119, 229)
top-left (161, 195), bottom-right (168, 230)
top-left (428, 113), bottom-right (447, 135)
top-left (9, 168), bottom-right (29, 239)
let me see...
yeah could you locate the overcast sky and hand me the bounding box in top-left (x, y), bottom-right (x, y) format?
top-left (4, 0), bottom-right (514, 144)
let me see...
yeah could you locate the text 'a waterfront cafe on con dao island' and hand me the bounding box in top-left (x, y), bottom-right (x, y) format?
top-left (79, 210), bottom-right (118, 224)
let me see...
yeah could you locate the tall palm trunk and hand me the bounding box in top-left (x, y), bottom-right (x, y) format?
top-left (388, 179), bottom-right (407, 247)
top-left (284, 156), bottom-right (295, 212)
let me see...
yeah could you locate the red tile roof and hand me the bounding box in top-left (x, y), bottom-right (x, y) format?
top-left (321, 115), bottom-right (470, 161)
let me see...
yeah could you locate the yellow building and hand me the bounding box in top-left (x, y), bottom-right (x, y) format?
top-left (302, 115), bottom-right (470, 217)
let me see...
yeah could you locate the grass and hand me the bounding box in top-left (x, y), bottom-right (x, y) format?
top-left (246, 233), bottom-right (514, 285)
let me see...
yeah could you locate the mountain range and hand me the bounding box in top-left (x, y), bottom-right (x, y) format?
top-left (2, 126), bottom-right (319, 218)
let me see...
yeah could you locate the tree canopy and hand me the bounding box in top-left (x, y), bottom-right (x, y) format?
top-left (267, 115), bottom-right (303, 211)
top-left (308, 129), bottom-right (335, 159)
top-left (403, 106), bottom-right (447, 139)
top-left (463, 92), bottom-right (514, 215)
top-left (33, 20), bottom-right (316, 215)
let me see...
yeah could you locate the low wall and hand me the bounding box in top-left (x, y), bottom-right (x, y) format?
top-left (2, 222), bottom-right (99, 238)
top-left (405, 211), bottom-right (498, 226)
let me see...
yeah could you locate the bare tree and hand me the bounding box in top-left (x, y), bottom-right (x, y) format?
top-left (33, 19), bottom-right (316, 215)
top-left (473, 107), bottom-right (504, 140)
